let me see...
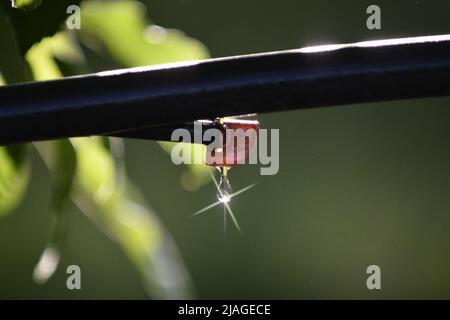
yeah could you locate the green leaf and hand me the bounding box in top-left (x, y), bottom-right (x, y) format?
top-left (80, 0), bottom-right (209, 67)
top-left (26, 35), bottom-right (63, 81)
top-left (32, 140), bottom-right (77, 284)
top-left (0, 145), bottom-right (30, 216)
top-left (51, 140), bottom-right (77, 211)
top-left (72, 137), bottom-right (115, 204)
top-left (72, 137), bottom-right (193, 298)
top-left (11, 0), bottom-right (42, 11)
top-left (37, 140), bottom-right (77, 211)
top-left (26, 31), bottom-right (86, 81)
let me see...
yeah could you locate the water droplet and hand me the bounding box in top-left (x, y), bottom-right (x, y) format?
top-left (216, 167), bottom-right (232, 203)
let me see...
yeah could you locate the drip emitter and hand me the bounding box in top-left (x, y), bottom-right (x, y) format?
top-left (205, 118), bottom-right (260, 203)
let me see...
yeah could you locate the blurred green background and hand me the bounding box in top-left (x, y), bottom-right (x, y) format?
top-left (0, 0), bottom-right (449, 299)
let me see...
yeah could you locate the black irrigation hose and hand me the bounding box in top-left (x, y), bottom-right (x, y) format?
top-left (1, 34), bottom-right (450, 145)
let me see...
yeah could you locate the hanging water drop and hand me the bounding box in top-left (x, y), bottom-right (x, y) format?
top-left (217, 167), bottom-right (232, 203)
